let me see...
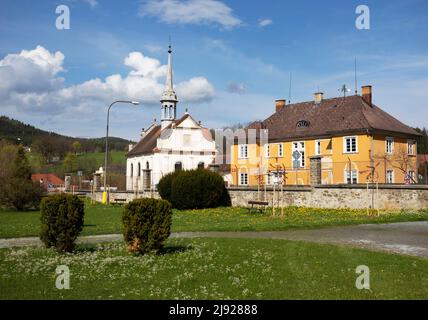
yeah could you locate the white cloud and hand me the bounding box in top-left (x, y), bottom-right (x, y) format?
top-left (176, 77), bottom-right (215, 102)
top-left (0, 46), bottom-right (215, 117)
top-left (258, 18), bottom-right (272, 27)
top-left (139, 0), bottom-right (242, 30)
top-left (124, 52), bottom-right (167, 78)
top-left (0, 45), bottom-right (64, 97)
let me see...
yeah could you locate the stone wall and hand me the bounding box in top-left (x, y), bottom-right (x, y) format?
top-left (89, 190), bottom-right (160, 203)
top-left (229, 185), bottom-right (428, 210)
top-left (88, 185), bottom-right (428, 210)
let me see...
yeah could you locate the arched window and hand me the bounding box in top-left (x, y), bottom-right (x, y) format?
top-left (296, 120), bottom-right (310, 128)
top-left (146, 161), bottom-right (150, 170)
top-left (130, 163), bottom-right (133, 177)
top-left (198, 162), bottom-right (205, 169)
top-left (138, 163), bottom-right (141, 177)
top-left (175, 162), bottom-right (182, 171)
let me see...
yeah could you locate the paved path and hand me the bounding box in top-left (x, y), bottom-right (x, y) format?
top-left (1, 221), bottom-right (428, 259)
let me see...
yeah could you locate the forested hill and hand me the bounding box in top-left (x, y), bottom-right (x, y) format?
top-left (0, 116), bottom-right (134, 153)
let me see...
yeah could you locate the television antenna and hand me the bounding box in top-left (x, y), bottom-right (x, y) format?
top-left (339, 84), bottom-right (351, 98)
top-left (354, 57), bottom-right (358, 95)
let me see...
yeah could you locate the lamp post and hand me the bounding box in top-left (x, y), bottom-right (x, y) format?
top-left (102, 100), bottom-right (140, 204)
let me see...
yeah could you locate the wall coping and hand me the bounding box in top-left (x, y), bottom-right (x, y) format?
top-left (314, 184), bottom-right (428, 190)
top-left (228, 186), bottom-right (313, 192)
top-left (83, 184), bottom-right (428, 195)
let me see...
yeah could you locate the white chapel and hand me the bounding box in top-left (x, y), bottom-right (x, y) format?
top-left (126, 45), bottom-right (217, 191)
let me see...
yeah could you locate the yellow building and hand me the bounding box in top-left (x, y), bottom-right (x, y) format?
top-left (231, 86), bottom-right (420, 186)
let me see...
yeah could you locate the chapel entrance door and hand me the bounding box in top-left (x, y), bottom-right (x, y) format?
top-left (143, 170), bottom-right (151, 190)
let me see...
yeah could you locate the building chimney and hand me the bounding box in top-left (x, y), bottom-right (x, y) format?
top-left (314, 92), bottom-right (324, 104)
top-left (362, 85), bottom-right (372, 106)
top-left (275, 99), bottom-right (286, 112)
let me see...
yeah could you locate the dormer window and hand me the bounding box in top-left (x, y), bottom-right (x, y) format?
top-left (296, 120), bottom-right (310, 128)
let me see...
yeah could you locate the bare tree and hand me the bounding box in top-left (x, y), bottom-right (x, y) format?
top-left (375, 145), bottom-right (418, 184)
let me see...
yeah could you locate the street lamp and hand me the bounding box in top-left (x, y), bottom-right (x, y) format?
top-left (102, 100), bottom-right (140, 204)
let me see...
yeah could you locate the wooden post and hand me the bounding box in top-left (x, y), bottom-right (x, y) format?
top-left (272, 183), bottom-right (275, 216)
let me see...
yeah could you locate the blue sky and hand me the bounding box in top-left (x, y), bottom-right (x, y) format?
top-left (0, 0), bottom-right (427, 140)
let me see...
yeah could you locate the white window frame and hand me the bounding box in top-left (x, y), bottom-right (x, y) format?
top-left (239, 172), bottom-right (249, 186)
top-left (292, 141), bottom-right (305, 168)
top-left (265, 144), bottom-right (270, 158)
top-left (315, 140), bottom-right (321, 156)
top-left (344, 169), bottom-right (358, 184)
top-left (343, 136), bottom-right (358, 154)
top-left (278, 143), bottom-right (283, 157)
top-left (407, 140), bottom-right (416, 156)
top-left (386, 137), bottom-right (394, 154)
top-left (406, 170), bottom-right (415, 184)
top-left (386, 170), bottom-right (394, 184)
top-left (238, 144), bottom-right (248, 159)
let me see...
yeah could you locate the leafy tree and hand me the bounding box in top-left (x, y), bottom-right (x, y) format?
top-left (32, 137), bottom-right (55, 164)
top-left (62, 152), bottom-right (78, 173)
top-left (0, 142), bottom-right (18, 180)
top-left (414, 127), bottom-right (428, 154)
top-left (72, 141), bottom-right (82, 154)
top-left (0, 145), bottom-right (43, 211)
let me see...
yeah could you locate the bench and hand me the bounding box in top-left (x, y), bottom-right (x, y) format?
top-left (112, 198), bottom-right (127, 205)
top-left (247, 200), bottom-right (269, 213)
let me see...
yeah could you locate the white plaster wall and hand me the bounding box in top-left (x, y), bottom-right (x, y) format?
top-left (126, 120), bottom-right (216, 190)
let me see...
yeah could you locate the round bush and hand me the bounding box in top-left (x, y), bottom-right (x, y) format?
top-left (122, 198), bottom-right (172, 255)
top-left (40, 194), bottom-right (85, 252)
top-left (157, 170), bottom-right (180, 203)
top-left (158, 169), bottom-right (231, 210)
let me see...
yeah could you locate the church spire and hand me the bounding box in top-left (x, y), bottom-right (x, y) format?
top-left (160, 44), bottom-right (178, 128)
top-left (165, 46), bottom-right (173, 91)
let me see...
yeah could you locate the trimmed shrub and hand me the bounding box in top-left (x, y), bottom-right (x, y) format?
top-left (157, 170), bottom-right (181, 203)
top-left (122, 198), bottom-right (172, 255)
top-left (158, 169), bottom-right (231, 210)
top-left (40, 194), bottom-right (85, 252)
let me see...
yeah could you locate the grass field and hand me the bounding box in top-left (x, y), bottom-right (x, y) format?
top-left (28, 151), bottom-right (126, 174)
top-left (76, 151), bottom-right (126, 166)
top-left (1, 203), bottom-right (427, 239)
top-left (1, 238), bottom-right (427, 299)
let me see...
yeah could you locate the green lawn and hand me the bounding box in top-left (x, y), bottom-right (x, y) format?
top-left (28, 151), bottom-right (126, 174)
top-left (1, 204), bottom-right (427, 239)
top-left (77, 151), bottom-right (126, 166)
top-left (1, 238), bottom-right (427, 299)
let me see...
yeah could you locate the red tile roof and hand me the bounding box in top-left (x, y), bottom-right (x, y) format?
top-left (127, 114), bottom-right (213, 157)
top-left (246, 95), bottom-right (420, 142)
top-left (31, 174), bottom-right (64, 187)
